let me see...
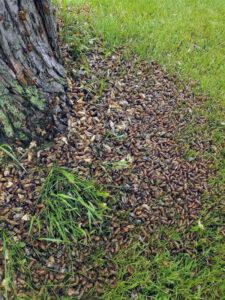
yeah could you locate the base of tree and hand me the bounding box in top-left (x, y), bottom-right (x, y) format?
top-left (0, 0), bottom-right (69, 144)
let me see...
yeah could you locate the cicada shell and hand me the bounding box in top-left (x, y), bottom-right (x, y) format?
top-left (19, 10), bottom-right (26, 21)
top-left (43, 3), bottom-right (50, 15)
top-left (17, 76), bottom-right (27, 86)
top-left (27, 43), bottom-right (33, 52)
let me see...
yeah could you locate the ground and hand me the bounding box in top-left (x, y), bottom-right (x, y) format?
top-left (0, 2), bottom-right (224, 300)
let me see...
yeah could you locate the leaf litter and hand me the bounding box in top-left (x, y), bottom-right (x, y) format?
top-left (0, 29), bottom-right (222, 299)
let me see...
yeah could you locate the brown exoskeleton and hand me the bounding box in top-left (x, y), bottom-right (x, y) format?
top-left (18, 10), bottom-right (27, 21)
top-left (17, 75), bottom-right (27, 86)
top-left (43, 3), bottom-right (50, 15)
top-left (27, 43), bottom-right (33, 52)
top-left (38, 25), bottom-right (44, 35)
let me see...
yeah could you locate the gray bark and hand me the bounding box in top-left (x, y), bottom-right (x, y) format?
top-left (0, 0), bottom-right (68, 143)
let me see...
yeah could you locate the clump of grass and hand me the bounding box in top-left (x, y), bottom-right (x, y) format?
top-left (34, 166), bottom-right (109, 244)
top-left (0, 144), bottom-right (26, 171)
top-left (1, 232), bottom-right (32, 299)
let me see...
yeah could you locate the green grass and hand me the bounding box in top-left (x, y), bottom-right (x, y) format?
top-left (0, 144), bottom-right (26, 171)
top-left (99, 233), bottom-right (224, 299)
top-left (1, 232), bottom-right (33, 299)
top-left (81, 217), bottom-right (224, 299)
top-left (54, 0), bottom-right (225, 109)
top-left (32, 166), bottom-right (109, 244)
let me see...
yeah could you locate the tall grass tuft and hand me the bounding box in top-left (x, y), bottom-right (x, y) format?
top-left (34, 166), bottom-right (109, 244)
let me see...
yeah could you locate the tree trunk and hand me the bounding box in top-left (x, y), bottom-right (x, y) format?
top-left (0, 0), bottom-right (68, 144)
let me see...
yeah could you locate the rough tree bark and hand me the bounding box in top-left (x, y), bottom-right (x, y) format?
top-left (0, 0), bottom-right (68, 143)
